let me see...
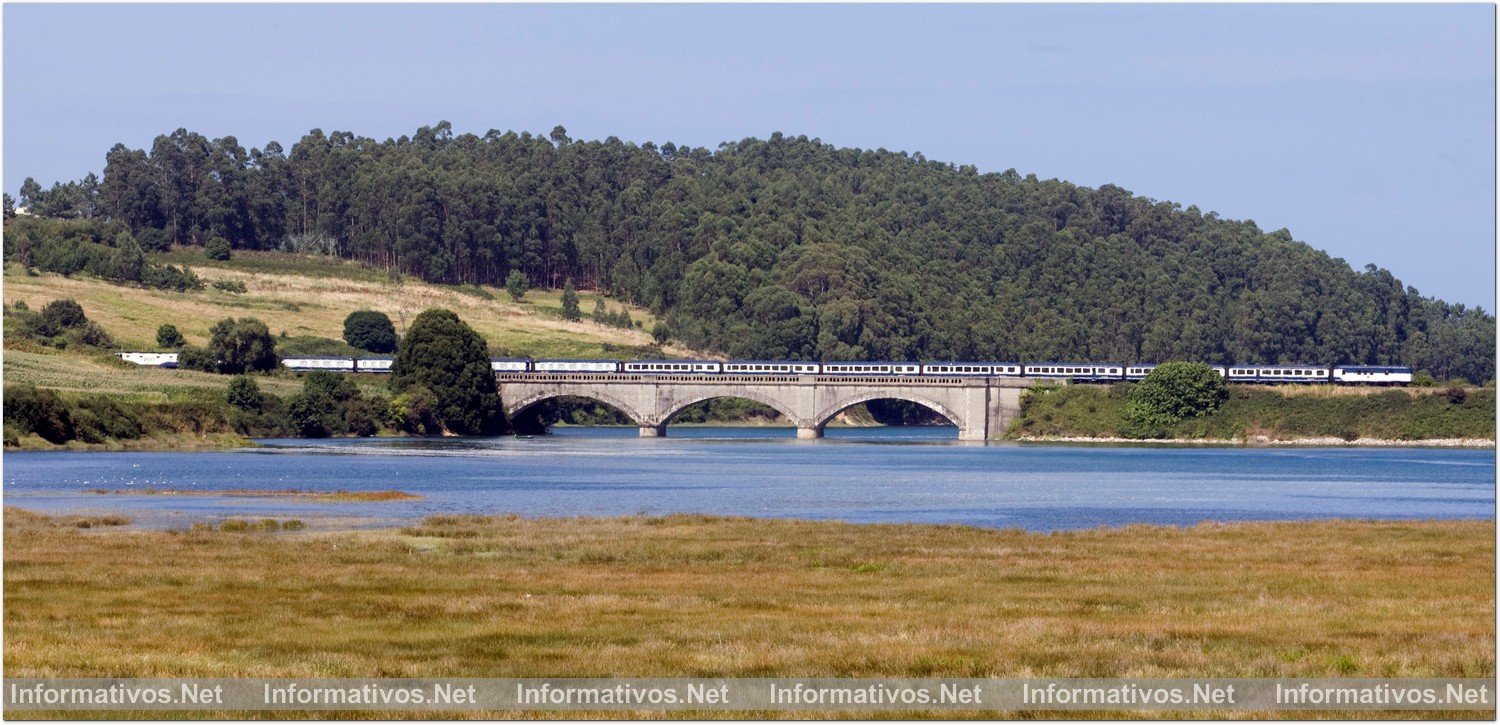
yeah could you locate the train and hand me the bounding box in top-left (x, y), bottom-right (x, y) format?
top-left (113, 352), bottom-right (1415, 385)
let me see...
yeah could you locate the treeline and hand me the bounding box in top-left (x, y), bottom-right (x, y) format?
top-left (11, 123), bottom-right (1493, 382)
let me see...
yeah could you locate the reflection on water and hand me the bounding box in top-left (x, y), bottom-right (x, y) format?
top-left (3, 426), bottom-right (1493, 531)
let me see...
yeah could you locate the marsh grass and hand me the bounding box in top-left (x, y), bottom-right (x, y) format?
top-left (6, 510), bottom-right (1491, 680)
top-left (4, 510), bottom-right (1491, 718)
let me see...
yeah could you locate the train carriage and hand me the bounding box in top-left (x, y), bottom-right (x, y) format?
top-left (1127, 363), bottom-right (1228, 380)
top-left (722, 360), bottom-right (820, 374)
top-left (624, 360), bottom-right (723, 374)
top-left (283, 356), bottom-right (357, 373)
top-left (822, 362), bottom-right (921, 375)
top-left (1025, 362), bottom-right (1125, 382)
top-left (489, 358), bottom-right (531, 373)
top-left (1332, 365), bottom-right (1413, 385)
top-left (354, 357), bottom-right (394, 373)
top-left (921, 362), bottom-right (1022, 376)
top-left (1225, 364), bottom-right (1330, 383)
top-left (532, 359), bottom-right (621, 373)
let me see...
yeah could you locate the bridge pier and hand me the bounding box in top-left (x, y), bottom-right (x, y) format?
top-left (639, 425), bottom-right (665, 437)
top-left (796, 426), bottom-right (823, 439)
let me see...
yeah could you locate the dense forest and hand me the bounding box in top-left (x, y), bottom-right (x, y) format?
top-left (10, 122), bottom-right (1494, 382)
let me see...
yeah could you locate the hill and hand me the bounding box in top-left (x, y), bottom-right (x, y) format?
top-left (9, 123), bottom-right (1495, 382)
top-left (3, 248), bottom-right (678, 359)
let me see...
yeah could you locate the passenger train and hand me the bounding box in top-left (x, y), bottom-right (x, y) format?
top-left (114, 352), bottom-right (1415, 385)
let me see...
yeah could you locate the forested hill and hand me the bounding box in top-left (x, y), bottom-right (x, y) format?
top-left (11, 122), bottom-right (1495, 382)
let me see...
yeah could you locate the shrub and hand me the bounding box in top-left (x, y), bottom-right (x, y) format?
top-left (342, 310), bottom-right (397, 353)
top-left (199, 317), bottom-right (279, 374)
top-left (156, 323), bottom-right (185, 349)
top-left (1412, 370), bottom-right (1438, 387)
top-left (505, 270), bottom-right (529, 302)
top-left (4, 385), bottom-right (74, 444)
top-left (211, 279), bottom-right (247, 294)
top-left (136, 228), bottom-right (173, 252)
top-left (204, 236), bottom-right (231, 261)
top-left (1125, 362), bottom-right (1229, 437)
top-left (1446, 386), bottom-right (1468, 405)
top-left (651, 321), bottom-right (670, 345)
top-left (226, 375), bottom-right (265, 412)
top-left (560, 280), bottom-right (581, 321)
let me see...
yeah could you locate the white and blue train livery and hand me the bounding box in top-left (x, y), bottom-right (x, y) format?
top-left (109, 350), bottom-right (1418, 386)
top-left (1025, 362), bottom-right (1125, 381)
top-left (722, 361), bottom-right (820, 374)
top-left (532, 359), bottom-right (621, 373)
top-left (922, 362), bottom-right (1022, 376)
top-left (1225, 365), bottom-right (1330, 383)
top-left (1332, 365), bottom-right (1414, 385)
top-left (625, 360), bottom-right (723, 373)
top-left (822, 362), bottom-right (921, 375)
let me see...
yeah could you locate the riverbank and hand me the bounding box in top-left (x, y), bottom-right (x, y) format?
top-left (1013, 384), bottom-right (1495, 443)
top-left (1016, 434), bottom-right (1495, 448)
top-left (3, 509), bottom-right (1491, 717)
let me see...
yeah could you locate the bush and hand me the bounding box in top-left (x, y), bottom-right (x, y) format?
top-left (342, 310), bottom-right (397, 353)
top-left (226, 376), bottom-right (265, 412)
top-left (156, 323), bottom-right (185, 349)
top-left (199, 317), bottom-right (279, 374)
top-left (561, 280), bottom-right (581, 321)
top-left (4, 385), bottom-right (74, 444)
top-left (211, 279), bottom-right (247, 294)
top-left (204, 236), bottom-right (232, 261)
top-left (1412, 370), bottom-right (1438, 387)
top-left (505, 270), bottom-right (529, 302)
top-left (136, 228), bottom-right (173, 252)
top-left (1446, 386), bottom-right (1468, 405)
top-left (651, 322), bottom-right (670, 345)
top-left (17, 299), bottom-right (114, 349)
top-left (1125, 362), bottom-right (1229, 437)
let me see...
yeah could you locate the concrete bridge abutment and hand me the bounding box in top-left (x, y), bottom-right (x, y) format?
top-left (499, 373), bottom-right (1040, 440)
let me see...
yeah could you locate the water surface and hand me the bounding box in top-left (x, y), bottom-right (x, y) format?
top-left (3, 427), bottom-right (1493, 531)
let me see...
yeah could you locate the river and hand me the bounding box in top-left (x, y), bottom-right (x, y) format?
top-left (2, 427), bottom-right (1493, 531)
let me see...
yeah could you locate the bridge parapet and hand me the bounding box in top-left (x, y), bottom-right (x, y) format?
top-left (496, 373), bottom-right (1040, 440)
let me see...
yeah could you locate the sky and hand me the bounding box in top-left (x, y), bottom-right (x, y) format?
top-left (4, 4), bottom-right (1494, 309)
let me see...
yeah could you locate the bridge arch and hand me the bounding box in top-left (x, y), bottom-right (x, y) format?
top-left (810, 391), bottom-right (969, 437)
top-left (504, 389), bottom-right (651, 428)
top-left (658, 391), bottom-right (804, 430)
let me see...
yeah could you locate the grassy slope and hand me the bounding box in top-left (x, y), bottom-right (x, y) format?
top-left (6, 248), bottom-right (686, 357)
top-left (1013, 384), bottom-right (1496, 442)
top-left (4, 511), bottom-right (1492, 716)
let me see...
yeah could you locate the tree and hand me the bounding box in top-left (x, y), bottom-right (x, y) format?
top-left (592, 297), bottom-right (607, 323)
top-left (3, 193), bottom-right (14, 219)
top-left (505, 270), bottom-right (529, 302)
top-left (342, 310), bottom-right (397, 353)
top-left (204, 317), bottom-right (279, 374)
top-left (156, 323), bottom-right (185, 349)
top-left (204, 236), bottom-right (231, 261)
top-left (37, 299), bottom-right (87, 334)
top-left (560, 280), bottom-right (581, 321)
top-left (1125, 362), bottom-right (1229, 436)
top-left (226, 375), bottom-right (265, 412)
top-left (388, 308), bottom-right (504, 435)
top-left (651, 321), bottom-right (670, 345)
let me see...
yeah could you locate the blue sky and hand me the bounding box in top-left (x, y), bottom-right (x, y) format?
top-left (4, 4), bottom-right (1494, 308)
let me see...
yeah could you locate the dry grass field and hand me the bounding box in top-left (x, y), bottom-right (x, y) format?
top-left (6, 511), bottom-right (1492, 688)
top-left (3, 250), bottom-right (689, 358)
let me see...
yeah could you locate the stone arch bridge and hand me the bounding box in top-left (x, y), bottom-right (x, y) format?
top-left (497, 373), bottom-right (1041, 440)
